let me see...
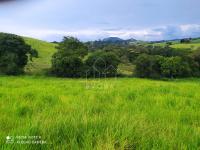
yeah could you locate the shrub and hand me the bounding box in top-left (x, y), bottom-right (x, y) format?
top-left (0, 33), bottom-right (37, 75)
top-left (85, 51), bottom-right (120, 77)
top-left (135, 54), bottom-right (163, 78)
top-left (52, 55), bottom-right (84, 77)
top-left (160, 56), bottom-right (191, 78)
top-left (180, 38), bottom-right (191, 43)
top-left (51, 37), bottom-right (88, 77)
top-left (148, 46), bottom-right (188, 57)
top-left (135, 54), bottom-right (191, 78)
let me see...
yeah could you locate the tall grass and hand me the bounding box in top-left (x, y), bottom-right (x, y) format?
top-left (0, 76), bottom-right (200, 149)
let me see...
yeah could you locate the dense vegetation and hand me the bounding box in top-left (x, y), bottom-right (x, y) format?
top-left (51, 37), bottom-right (88, 77)
top-left (132, 45), bottom-right (200, 78)
top-left (47, 36), bottom-right (200, 79)
top-left (85, 51), bottom-right (120, 77)
top-left (51, 37), bottom-right (120, 78)
top-left (0, 33), bottom-right (38, 75)
top-left (86, 39), bottom-right (200, 78)
top-left (0, 33), bottom-right (199, 79)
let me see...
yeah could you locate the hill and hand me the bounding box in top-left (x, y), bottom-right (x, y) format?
top-left (103, 37), bottom-right (137, 43)
top-left (150, 40), bottom-right (200, 51)
top-left (171, 43), bottom-right (200, 50)
top-left (24, 37), bottom-right (57, 75)
top-left (103, 37), bottom-right (124, 42)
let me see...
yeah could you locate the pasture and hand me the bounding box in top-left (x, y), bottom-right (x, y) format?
top-left (0, 76), bottom-right (200, 149)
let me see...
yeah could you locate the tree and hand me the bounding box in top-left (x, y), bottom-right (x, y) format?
top-left (85, 51), bottom-right (120, 77)
top-left (180, 38), bottom-right (191, 44)
top-left (51, 56), bottom-right (84, 77)
top-left (55, 36), bottom-right (88, 58)
top-left (135, 54), bottom-right (163, 78)
top-left (166, 42), bottom-right (172, 45)
top-left (187, 49), bottom-right (200, 76)
top-left (160, 56), bottom-right (191, 78)
top-left (135, 54), bottom-right (191, 78)
top-left (0, 33), bottom-right (37, 75)
top-left (51, 37), bottom-right (88, 77)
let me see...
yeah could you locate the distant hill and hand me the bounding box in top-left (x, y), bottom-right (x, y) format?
top-left (150, 37), bottom-right (200, 51)
top-left (103, 37), bottom-right (124, 42)
top-left (86, 37), bottom-right (137, 49)
top-left (102, 37), bottom-right (137, 44)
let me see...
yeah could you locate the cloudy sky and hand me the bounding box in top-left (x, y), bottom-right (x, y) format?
top-left (0, 0), bottom-right (199, 41)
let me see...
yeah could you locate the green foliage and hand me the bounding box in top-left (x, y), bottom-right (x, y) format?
top-left (128, 45), bottom-right (188, 60)
top-left (180, 38), bottom-right (191, 43)
top-left (135, 54), bottom-right (163, 78)
top-left (51, 37), bottom-right (88, 77)
top-left (52, 55), bottom-right (84, 77)
top-left (22, 35), bottom-right (200, 77)
top-left (56, 36), bottom-right (88, 58)
top-left (133, 45), bottom-right (200, 78)
top-left (29, 48), bottom-right (38, 61)
top-left (103, 45), bottom-right (129, 58)
top-left (135, 55), bottom-right (192, 78)
top-left (0, 33), bottom-right (37, 75)
top-left (85, 51), bottom-right (120, 77)
top-left (160, 56), bottom-right (191, 78)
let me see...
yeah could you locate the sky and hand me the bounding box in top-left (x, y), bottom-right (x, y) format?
top-left (0, 0), bottom-right (199, 41)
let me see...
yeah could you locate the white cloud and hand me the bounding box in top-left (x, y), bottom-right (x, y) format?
top-left (180, 24), bottom-right (200, 32)
top-left (0, 23), bottom-right (199, 41)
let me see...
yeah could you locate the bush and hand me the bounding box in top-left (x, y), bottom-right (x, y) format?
top-left (127, 45), bottom-right (189, 64)
top-left (51, 37), bottom-right (88, 77)
top-left (135, 54), bottom-right (163, 78)
top-left (187, 49), bottom-right (200, 76)
top-left (180, 38), bottom-right (191, 43)
top-left (0, 33), bottom-right (37, 75)
top-left (52, 56), bottom-right (84, 77)
top-left (85, 51), bottom-right (120, 77)
top-left (160, 56), bottom-right (191, 78)
top-left (135, 54), bottom-right (191, 78)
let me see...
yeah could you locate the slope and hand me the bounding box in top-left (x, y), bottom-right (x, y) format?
top-left (24, 37), bottom-right (57, 75)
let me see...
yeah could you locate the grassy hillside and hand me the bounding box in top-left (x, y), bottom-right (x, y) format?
top-left (0, 76), bottom-right (200, 149)
top-left (151, 40), bottom-right (200, 51)
top-left (24, 37), bottom-right (57, 75)
top-left (171, 43), bottom-right (200, 50)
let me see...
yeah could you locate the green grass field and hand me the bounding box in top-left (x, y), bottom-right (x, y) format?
top-left (171, 43), bottom-right (200, 51)
top-left (151, 40), bottom-right (200, 51)
top-left (0, 38), bottom-right (200, 149)
top-left (24, 37), bottom-right (57, 75)
top-left (0, 76), bottom-right (200, 149)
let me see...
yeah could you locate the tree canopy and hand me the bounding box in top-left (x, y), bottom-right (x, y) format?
top-left (0, 33), bottom-right (37, 75)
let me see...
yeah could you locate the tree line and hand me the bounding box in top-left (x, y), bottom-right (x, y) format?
top-left (1, 32), bottom-right (200, 79)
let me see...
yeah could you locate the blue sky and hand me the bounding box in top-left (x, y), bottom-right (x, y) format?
top-left (0, 0), bottom-right (199, 41)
